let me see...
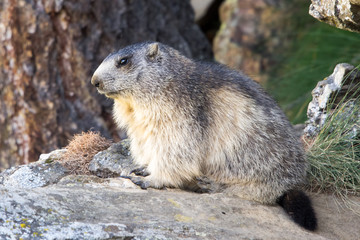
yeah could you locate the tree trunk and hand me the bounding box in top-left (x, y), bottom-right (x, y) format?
top-left (0, 0), bottom-right (212, 170)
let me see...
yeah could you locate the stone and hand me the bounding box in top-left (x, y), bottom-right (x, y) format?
top-left (1, 146), bottom-right (360, 239)
top-left (213, 0), bottom-right (291, 83)
top-left (0, 157), bottom-right (68, 189)
top-left (38, 149), bottom-right (68, 164)
top-left (309, 0), bottom-right (360, 32)
top-left (304, 63), bottom-right (360, 137)
top-left (89, 140), bottom-right (137, 178)
top-left (2, 173), bottom-right (359, 239)
top-left (191, 0), bottom-right (215, 21)
top-left (57, 174), bottom-right (138, 190)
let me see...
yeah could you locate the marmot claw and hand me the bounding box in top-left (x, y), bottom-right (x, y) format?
top-left (130, 167), bottom-right (150, 177)
top-left (129, 176), bottom-right (152, 189)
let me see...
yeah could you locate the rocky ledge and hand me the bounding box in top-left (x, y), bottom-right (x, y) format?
top-left (1, 141), bottom-right (359, 240)
top-left (309, 0), bottom-right (360, 33)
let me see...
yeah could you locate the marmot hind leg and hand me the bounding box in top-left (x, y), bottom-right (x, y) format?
top-left (130, 167), bottom-right (150, 177)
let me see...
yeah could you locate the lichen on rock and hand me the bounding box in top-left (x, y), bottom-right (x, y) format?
top-left (0, 157), bottom-right (68, 189)
top-left (304, 63), bottom-right (360, 137)
top-left (309, 0), bottom-right (360, 32)
top-left (1, 139), bottom-right (360, 239)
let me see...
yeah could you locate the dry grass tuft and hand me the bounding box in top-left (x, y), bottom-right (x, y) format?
top-left (60, 131), bottom-right (112, 175)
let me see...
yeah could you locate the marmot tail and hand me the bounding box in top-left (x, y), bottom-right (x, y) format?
top-left (277, 190), bottom-right (317, 231)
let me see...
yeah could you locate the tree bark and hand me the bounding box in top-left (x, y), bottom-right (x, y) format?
top-left (0, 0), bottom-right (212, 170)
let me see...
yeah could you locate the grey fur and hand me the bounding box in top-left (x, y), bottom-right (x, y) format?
top-left (91, 42), bottom-right (308, 204)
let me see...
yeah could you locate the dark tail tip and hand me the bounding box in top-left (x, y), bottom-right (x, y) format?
top-left (276, 189), bottom-right (317, 231)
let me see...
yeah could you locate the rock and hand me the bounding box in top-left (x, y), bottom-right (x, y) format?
top-left (38, 149), bottom-right (68, 164)
top-left (1, 148), bottom-right (360, 239)
top-left (0, 139), bottom-right (136, 189)
top-left (309, 0), bottom-right (360, 33)
top-left (191, 0), bottom-right (215, 21)
top-left (2, 174), bottom-right (359, 240)
top-left (213, 0), bottom-right (291, 83)
top-left (0, 155), bottom-right (68, 189)
top-left (304, 63), bottom-right (360, 137)
top-left (89, 140), bottom-right (137, 178)
top-left (57, 174), bottom-right (138, 190)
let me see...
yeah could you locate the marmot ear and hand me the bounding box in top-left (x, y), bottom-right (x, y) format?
top-left (146, 43), bottom-right (159, 60)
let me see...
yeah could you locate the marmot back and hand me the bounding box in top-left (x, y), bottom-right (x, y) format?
top-left (91, 42), bottom-right (317, 231)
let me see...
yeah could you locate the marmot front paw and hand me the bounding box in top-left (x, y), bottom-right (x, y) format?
top-left (130, 167), bottom-right (150, 177)
top-left (129, 176), bottom-right (152, 189)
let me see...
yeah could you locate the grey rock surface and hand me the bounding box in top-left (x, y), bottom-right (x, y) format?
top-left (89, 140), bottom-right (136, 178)
top-left (1, 151), bottom-right (360, 239)
top-left (309, 0), bottom-right (360, 32)
top-left (2, 174), bottom-right (354, 240)
top-left (213, 0), bottom-right (292, 83)
top-left (0, 149), bottom-right (68, 189)
top-left (304, 63), bottom-right (360, 137)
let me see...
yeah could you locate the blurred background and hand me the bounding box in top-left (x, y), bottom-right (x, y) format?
top-left (1, 0), bottom-right (359, 170)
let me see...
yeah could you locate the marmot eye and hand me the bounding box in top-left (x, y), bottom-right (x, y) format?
top-left (116, 57), bottom-right (128, 68)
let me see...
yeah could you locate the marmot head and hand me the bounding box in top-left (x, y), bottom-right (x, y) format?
top-left (91, 42), bottom-right (174, 99)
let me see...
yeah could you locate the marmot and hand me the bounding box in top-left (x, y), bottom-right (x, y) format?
top-left (91, 42), bottom-right (317, 231)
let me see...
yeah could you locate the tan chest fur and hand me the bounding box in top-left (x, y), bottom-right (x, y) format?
top-left (113, 96), bottom-right (203, 187)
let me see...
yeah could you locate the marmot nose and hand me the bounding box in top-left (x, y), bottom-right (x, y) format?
top-left (91, 75), bottom-right (102, 88)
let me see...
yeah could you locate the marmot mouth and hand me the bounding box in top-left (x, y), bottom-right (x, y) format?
top-left (105, 92), bottom-right (120, 98)
top-left (103, 90), bottom-right (125, 98)
top-left (96, 88), bottom-right (118, 97)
